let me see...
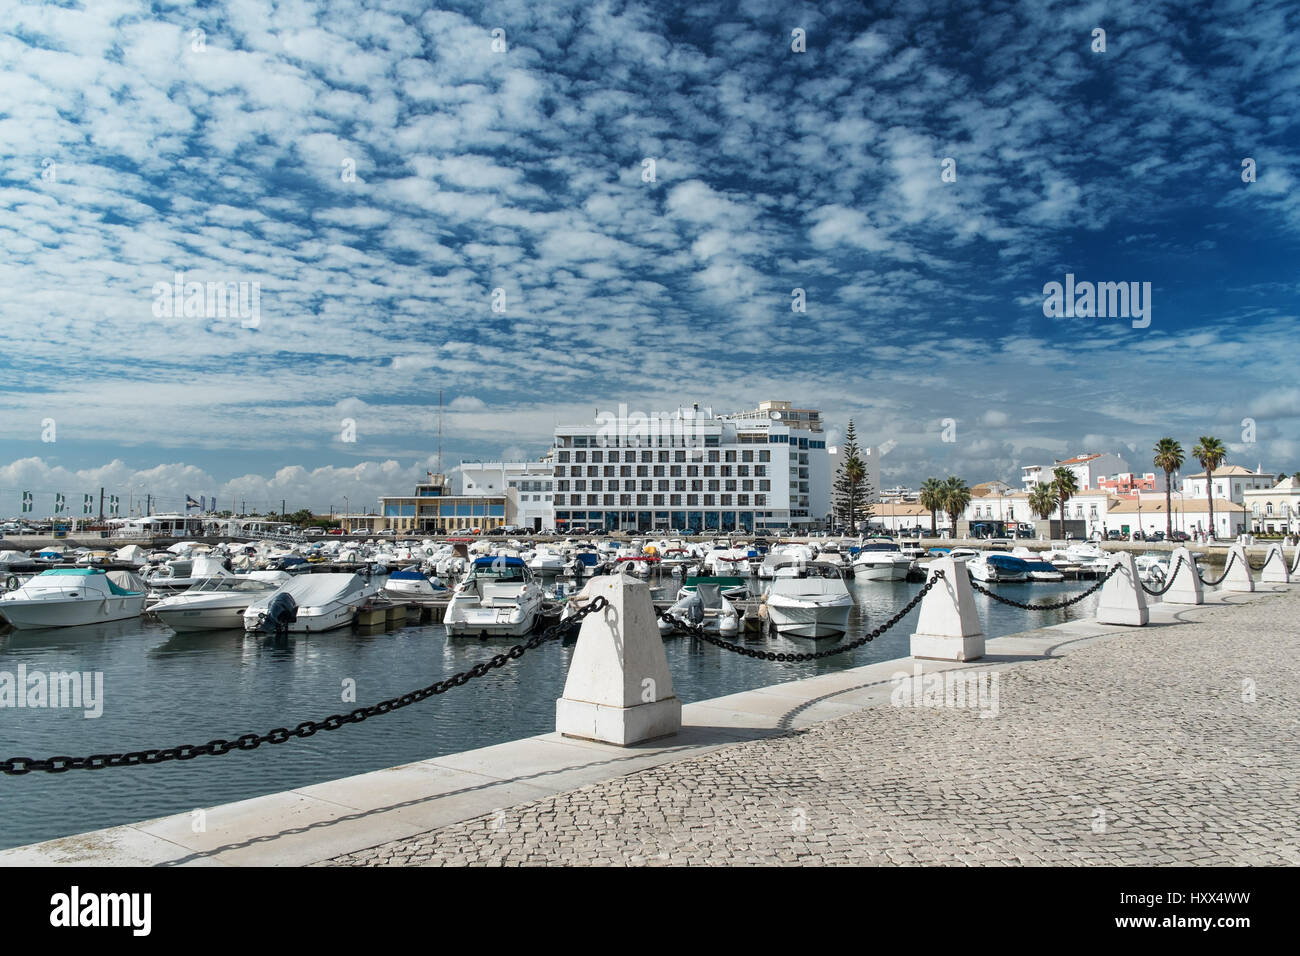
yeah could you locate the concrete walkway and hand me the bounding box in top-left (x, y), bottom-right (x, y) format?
top-left (2, 586), bottom-right (1295, 866)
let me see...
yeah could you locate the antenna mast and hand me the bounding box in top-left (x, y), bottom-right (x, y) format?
top-left (438, 388), bottom-right (443, 475)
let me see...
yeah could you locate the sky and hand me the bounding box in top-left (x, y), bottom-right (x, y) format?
top-left (0, 0), bottom-right (1297, 516)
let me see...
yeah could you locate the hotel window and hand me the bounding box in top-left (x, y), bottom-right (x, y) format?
top-left (738, 465), bottom-right (750, 476)
top-left (604, 465), bottom-right (615, 477)
top-left (637, 465), bottom-right (649, 477)
top-left (620, 495), bottom-right (632, 506)
top-left (759, 450), bottom-right (770, 462)
top-left (658, 480), bottom-right (669, 491)
top-left (620, 466), bottom-right (632, 477)
top-left (674, 480), bottom-right (686, 491)
top-left (592, 480), bottom-right (603, 491)
top-left (704, 495), bottom-right (715, 506)
top-left (574, 480), bottom-right (586, 491)
top-left (604, 495), bottom-right (615, 506)
top-left (742, 450), bottom-right (753, 462)
top-left (575, 451), bottom-right (587, 463)
top-left (587, 495), bottom-right (598, 506)
top-left (708, 480), bottom-right (720, 492)
top-left (759, 480), bottom-right (771, 491)
top-left (691, 480), bottom-right (703, 492)
top-left (555, 466), bottom-right (566, 477)
top-left (687, 495), bottom-right (699, 506)
top-left (554, 494), bottom-right (566, 506)
top-left (708, 450), bottom-right (720, 462)
top-left (725, 480), bottom-right (737, 492)
top-left (653, 495), bottom-right (665, 506)
top-left (742, 480), bottom-right (753, 491)
top-left (653, 465), bottom-right (665, 477)
top-left (557, 451), bottom-right (570, 463)
top-left (640, 481), bottom-right (653, 491)
top-left (658, 451), bottom-right (669, 462)
top-left (704, 465), bottom-right (716, 477)
top-left (670, 465), bottom-right (682, 477)
top-left (721, 495), bottom-right (732, 505)
top-left (637, 495), bottom-right (649, 506)
top-left (557, 480), bottom-right (570, 491)
top-left (738, 495), bottom-right (749, 506)
top-left (674, 451), bottom-right (686, 463)
top-left (687, 466), bottom-right (699, 477)
top-left (721, 466), bottom-right (733, 477)
top-left (587, 466), bottom-right (599, 476)
top-left (641, 451), bottom-right (652, 463)
top-left (624, 480), bottom-right (637, 491)
top-left (755, 495), bottom-right (766, 506)
top-left (725, 450), bottom-right (737, 462)
top-left (670, 495), bottom-right (682, 506)
top-left (755, 465), bottom-right (767, 477)
top-left (591, 451), bottom-right (602, 463)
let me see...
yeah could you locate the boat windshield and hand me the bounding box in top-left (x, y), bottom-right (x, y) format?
top-left (470, 562), bottom-right (527, 583)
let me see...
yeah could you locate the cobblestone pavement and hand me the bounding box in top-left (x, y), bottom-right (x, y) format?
top-left (325, 591), bottom-right (1300, 866)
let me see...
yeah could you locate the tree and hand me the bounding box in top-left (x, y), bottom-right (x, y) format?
top-left (941, 476), bottom-right (971, 537)
top-left (832, 420), bottom-right (872, 532)
top-left (1028, 483), bottom-right (1057, 525)
top-left (1051, 466), bottom-right (1079, 539)
top-left (919, 477), bottom-right (945, 536)
top-left (1152, 438), bottom-right (1184, 540)
top-left (1191, 436), bottom-right (1227, 539)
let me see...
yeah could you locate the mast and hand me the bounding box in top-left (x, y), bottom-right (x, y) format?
top-left (438, 388), bottom-right (443, 478)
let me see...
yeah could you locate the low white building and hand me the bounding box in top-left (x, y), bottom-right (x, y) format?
top-left (1109, 496), bottom-right (1246, 539)
top-left (1243, 476), bottom-right (1300, 534)
top-left (458, 460), bottom-right (555, 531)
top-left (1180, 465), bottom-right (1276, 504)
top-left (865, 502), bottom-right (949, 535)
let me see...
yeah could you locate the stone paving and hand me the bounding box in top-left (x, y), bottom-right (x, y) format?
top-left (325, 590), bottom-right (1300, 866)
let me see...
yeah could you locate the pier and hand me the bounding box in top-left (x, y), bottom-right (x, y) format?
top-left (2, 568), bottom-right (1295, 867)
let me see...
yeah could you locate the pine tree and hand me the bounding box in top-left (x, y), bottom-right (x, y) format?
top-left (833, 420), bottom-right (873, 531)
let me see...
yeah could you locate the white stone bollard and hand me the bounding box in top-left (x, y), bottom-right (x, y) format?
top-left (1161, 547), bottom-right (1204, 605)
top-left (1221, 544), bottom-right (1254, 592)
top-left (1260, 544), bottom-right (1291, 584)
top-left (1290, 545), bottom-right (1300, 575)
top-left (910, 557), bottom-right (985, 661)
top-left (1095, 553), bottom-right (1148, 626)
top-left (556, 574), bottom-right (681, 746)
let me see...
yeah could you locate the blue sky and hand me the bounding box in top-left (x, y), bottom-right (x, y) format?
top-left (1, 0), bottom-right (1297, 514)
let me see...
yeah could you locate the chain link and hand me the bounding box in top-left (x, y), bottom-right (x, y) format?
top-left (969, 562), bottom-right (1119, 610)
top-left (1, 595), bottom-right (608, 776)
top-left (1140, 555), bottom-right (1186, 596)
top-left (1196, 549), bottom-right (1238, 587)
top-left (656, 570), bottom-right (944, 661)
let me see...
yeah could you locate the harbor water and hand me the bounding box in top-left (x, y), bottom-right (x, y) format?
top-left (0, 575), bottom-right (1101, 850)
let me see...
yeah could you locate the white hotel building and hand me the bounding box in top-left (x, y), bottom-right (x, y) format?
top-left (551, 401), bottom-right (831, 534)
top-left (458, 459), bottom-right (555, 531)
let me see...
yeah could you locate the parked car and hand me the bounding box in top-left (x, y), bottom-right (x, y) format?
top-left (1105, 530), bottom-right (1124, 541)
top-left (1169, 531), bottom-right (1191, 542)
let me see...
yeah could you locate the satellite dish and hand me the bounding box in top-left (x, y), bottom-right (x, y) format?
top-left (770, 411), bottom-right (782, 420)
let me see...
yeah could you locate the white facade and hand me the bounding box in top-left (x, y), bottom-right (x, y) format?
top-left (551, 400), bottom-right (830, 533)
top-left (459, 460), bottom-right (554, 531)
top-left (1110, 495), bottom-right (1246, 538)
top-left (1180, 465), bottom-right (1276, 504)
top-left (1243, 477), bottom-right (1299, 534)
top-left (1021, 453), bottom-right (1130, 492)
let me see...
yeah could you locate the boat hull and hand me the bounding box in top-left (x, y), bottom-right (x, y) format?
top-left (0, 594), bottom-right (146, 630)
top-left (765, 600), bottom-right (852, 638)
top-left (852, 560), bottom-right (910, 581)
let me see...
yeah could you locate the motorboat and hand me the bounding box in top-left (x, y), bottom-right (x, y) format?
top-left (657, 582), bottom-right (740, 637)
top-left (701, 548), bottom-right (749, 576)
top-left (383, 567), bottom-right (447, 600)
top-left (852, 541), bottom-right (914, 581)
top-left (967, 553), bottom-right (1030, 583)
top-left (444, 556), bottom-right (543, 637)
top-left (526, 546), bottom-right (569, 575)
top-left (153, 575), bottom-right (286, 632)
top-left (1022, 559), bottom-right (1065, 582)
top-left (0, 568), bottom-right (147, 630)
top-left (763, 562), bottom-right (854, 638)
top-left (680, 575), bottom-right (750, 601)
top-left (242, 572), bottom-right (374, 634)
top-left (142, 555), bottom-right (232, 592)
top-left (1134, 552), bottom-right (1170, 585)
top-left (615, 555), bottom-right (660, 577)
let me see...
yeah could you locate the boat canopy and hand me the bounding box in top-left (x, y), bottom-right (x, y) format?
top-left (473, 556), bottom-right (524, 567)
top-left (388, 568), bottom-right (429, 580)
top-left (34, 567), bottom-right (143, 595)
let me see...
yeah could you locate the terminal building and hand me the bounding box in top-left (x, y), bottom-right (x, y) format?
top-left (550, 400), bottom-right (831, 534)
top-left (353, 474), bottom-right (508, 535)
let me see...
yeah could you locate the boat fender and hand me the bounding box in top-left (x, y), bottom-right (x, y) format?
top-left (3, 574), bottom-right (17, 591)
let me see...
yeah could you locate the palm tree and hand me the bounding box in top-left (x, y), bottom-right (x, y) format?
top-left (1051, 466), bottom-right (1079, 539)
top-left (919, 477), bottom-right (945, 537)
top-left (1028, 483), bottom-right (1057, 530)
top-left (1152, 438), bottom-right (1184, 540)
top-left (1191, 436), bottom-right (1227, 540)
top-left (942, 476), bottom-right (971, 538)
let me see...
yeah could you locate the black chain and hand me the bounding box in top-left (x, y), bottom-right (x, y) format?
top-left (1140, 555), bottom-right (1186, 596)
top-left (969, 562), bottom-right (1119, 610)
top-left (1196, 549), bottom-right (1238, 587)
top-left (1, 596), bottom-right (608, 776)
top-left (656, 570), bottom-right (943, 661)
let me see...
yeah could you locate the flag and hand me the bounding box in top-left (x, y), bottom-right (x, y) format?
top-left (55, 493), bottom-right (65, 514)
top-left (83, 494), bottom-right (93, 515)
top-left (21, 492), bottom-right (32, 513)
top-left (200, 495), bottom-right (206, 512)
top-left (185, 495), bottom-right (199, 510)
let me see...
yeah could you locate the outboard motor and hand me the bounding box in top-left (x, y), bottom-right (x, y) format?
top-left (256, 591), bottom-right (298, 642)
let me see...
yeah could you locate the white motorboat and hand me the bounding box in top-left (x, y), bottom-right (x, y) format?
top-left (242, 573), bottom-right (374, 634)
top-left (0, 568), bottom-right (146, 630)
top-left (153, 575), bottom-right (286, 632)
top-left (526, 546), bottom-right (569, 575)
top-left (852, 541), bottom-right (914, 581)
top-left (142, 555), bottom-right (232, 593)
top-left (444, 556), bottom-right (543, 637)
top-left (1021, 559), bottom-right (1065, 582)
top-left (967, 553), bottom-right (1030, 583)
top-left (615, 555), bottom-right (660, 577)
top-left (1135, 552), bottom-right (1170, 585)
top-left (657, 582), bottom-right (740, 637)
top-left (763, 563), bottom-right (854, 638)
top-left (383, 567), bottom-right (447, 600)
